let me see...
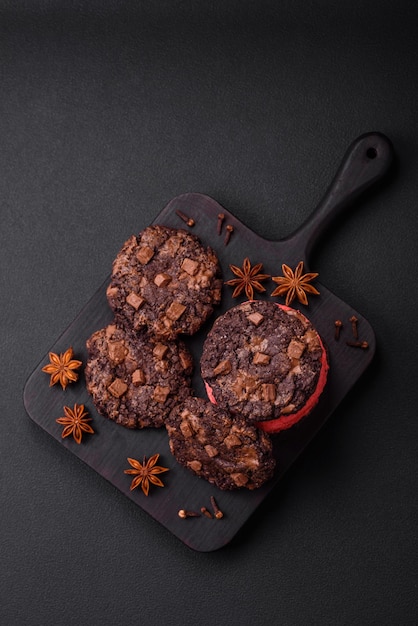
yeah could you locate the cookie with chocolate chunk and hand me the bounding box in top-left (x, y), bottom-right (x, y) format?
top-left (166, 396), bottom-right (275, 490)
top-left (106, 225), bottom-right (222, 339)
top-left (201, 301), bottom-right (329, 433)
top-left (85, 322), bottom-right (193, 429)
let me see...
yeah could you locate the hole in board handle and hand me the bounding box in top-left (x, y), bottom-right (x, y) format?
top-left (366, 147), bottom-right (378, 159)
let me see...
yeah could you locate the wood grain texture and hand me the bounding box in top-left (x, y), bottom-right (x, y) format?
top-left (23, 133), bottom-right (394, 551)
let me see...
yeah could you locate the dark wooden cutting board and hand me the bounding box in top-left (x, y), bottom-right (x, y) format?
top-left (24, 133), bottom-right (393, 551)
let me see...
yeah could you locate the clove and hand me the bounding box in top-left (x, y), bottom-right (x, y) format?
top-left (346, 340), bottom-right (369, 350)
top-left (217, 213), bottom-right (225, 235)
top-left (178, 509), bottom-right (200, 519)
top-left (200, 506), bottom-right (213, 519)
top-left (224, 224), bottom-right (234, 246)
top-left (349, 315), bottom-right (359, 339)
top-left (175, 210), bottom-right (195, 227)
top-left (210, 495), bottom-right (224, 519)
top-left (334, 320), bottom-right (343, 340)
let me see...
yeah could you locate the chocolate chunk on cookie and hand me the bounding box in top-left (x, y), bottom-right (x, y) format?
top-left (201, 301), bottom-right (329, 433)
top-left (106, 225), bottom-right (222, 339)
top-left (85, 322), bottom-right (193, 429)
top-left (166, 397), bottom-right (275, 490)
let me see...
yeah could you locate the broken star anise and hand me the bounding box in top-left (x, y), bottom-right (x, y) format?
top-left (271, 261), bottom-right (319, 306)
top-left (124, 454), bottom-right (169, 496)
top-left (42, 347), bottom-right (82, 390)
top-left (225, 257), bottom-right (270, 300)
top-left (56, 403), bottom-right (94, 444)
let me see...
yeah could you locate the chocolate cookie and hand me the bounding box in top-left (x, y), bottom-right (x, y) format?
top-left (166, 397), bottom-right (275, 490)
top-left (85, 322), bottom-right (193, 429)
top-left (201, 301), bottom-right (329, 433)
top-left (106, 225), bottom-right (222, 339)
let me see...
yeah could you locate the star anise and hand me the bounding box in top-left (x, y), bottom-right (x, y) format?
top-left (124, 454), bottom-right (169, 496)
top-left (271, 261), bottom-right (319, 306)
top-left (56, 403), bottom-right (94, 444)
top-left (42, 347), bottom-right (82, 390)
top-left (225, 257), bottom-right (270, 299)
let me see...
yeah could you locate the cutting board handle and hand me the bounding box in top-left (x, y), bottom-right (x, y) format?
top-left (289, 132), bottom-right (394, 263)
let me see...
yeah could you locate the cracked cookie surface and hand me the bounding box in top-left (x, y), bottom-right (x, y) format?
top-left (166, 396), bottom-right (275, 490)
top-left (85, 322), bottom-right (193, 428)
top-left (106, 225), bottom-right (222, 340)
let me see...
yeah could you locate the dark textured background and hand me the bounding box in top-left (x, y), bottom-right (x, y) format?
top-left (1, 2), bottom-right (417, 624)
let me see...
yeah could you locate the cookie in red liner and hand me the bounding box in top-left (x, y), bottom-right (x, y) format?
top-left (201, 301), bottom-right (329, 433)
